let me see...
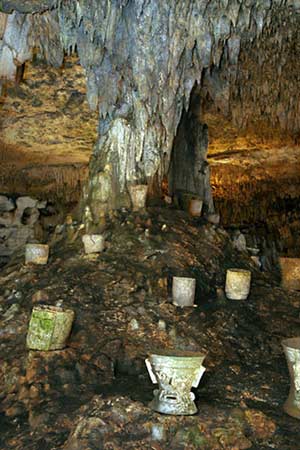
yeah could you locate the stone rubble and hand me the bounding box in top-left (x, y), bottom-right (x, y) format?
top-left (0, 195), bottom-right (58, 266)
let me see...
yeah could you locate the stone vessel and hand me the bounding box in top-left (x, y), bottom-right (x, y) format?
top-left (25, 243), bottom-right (49, 265)
top-left (172, 276), bottom-right (196, 307)
top-left (188, 198), bottom-right (203, 217)
top-left (145, 350), bottom-right (206, 415)
top-left (82, 234), bottom-right (105, 254)
top-left (128, 185), bottom-right (148, 211)
top-left (279, 258), bottom-right (300, 291)
top-left (27, 305), bottom-right (75, 351)
top-left (225, 268), bottom-right (251, 300)
top-left (282, 337), bottom-right (300, 419)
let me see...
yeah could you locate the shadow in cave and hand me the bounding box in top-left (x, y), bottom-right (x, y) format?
top-left (168, 83), bottom-right (215, 218)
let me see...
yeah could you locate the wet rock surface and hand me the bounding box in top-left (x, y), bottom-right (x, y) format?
top-left (0, 208), bottom-right (299, 449)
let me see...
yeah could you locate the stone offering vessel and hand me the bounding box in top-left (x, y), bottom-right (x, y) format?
top-left (145, 350), bottom-right (206, 415)
top-left (82, 234), bottom-right (105, 254)
top-left (279, 258), bottom-right (300, 291)
top-left (128, 185), bottom-right (148, 211)
top-left (25, 243), bottom-right (49, 265)
top-left (27, 305), bottom-right (75, 351)
top-left (172, 276), bottom-right (196, 307)
top-left (282, 337), bottom-right (300, 419)
top-left (188, 198), bottom-right (203, 217)
top-left (225, 268), bottom-right (251, 300)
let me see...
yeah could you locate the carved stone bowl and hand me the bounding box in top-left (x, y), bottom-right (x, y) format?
top-left (145, 349), bottom-right (206, 415)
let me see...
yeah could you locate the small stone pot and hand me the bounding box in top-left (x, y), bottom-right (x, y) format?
top-left (207, 213), bottom-right (220, 225)
top-left (188, 199), bottom-right (203, 217)
top-left (25, 244), bottom-right (49, 265)
top-left (82, 234), bottom-right (105, 254)
top-left (225, 268), bottom-right (251, 300)
top-left (26, 305), bottom-right (75, 351)
top-left (145, 350), bottom-right (206, 415)
top-left (282, 337), bottom-right (300, 419)
top-left (172, 276), bottom-right (196, 307)
top-left (129, 185), bottom-right (148, 211)
top-left (279, 258), bottom-right (300, 291)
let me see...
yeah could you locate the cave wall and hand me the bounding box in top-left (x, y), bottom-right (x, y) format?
top-left (1, 1), bottom-right (300, 216)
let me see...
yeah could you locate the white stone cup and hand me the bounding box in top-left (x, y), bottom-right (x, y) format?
top-left (26, 305), bottom-right (75, 351)
top-left (82, 234), bottom-right (105, 254)
top-left (128, 185), bottom-right (148, 211)
top-left (188, 199), bottom-right (203, 217)
top-left (279, 258), bottom-right (300, 291)
top-left (172, 276), bottom-right (196, 307)
top-left (225, 268), bottom-right (251, 300)
top-left (282, 337), bottom-right (300, 419)
top-left (25, 244), bottom-right (49, 265)
top-left (145, 350), bottom-right (206, 415)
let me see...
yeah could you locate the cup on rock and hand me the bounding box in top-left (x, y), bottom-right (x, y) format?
top-left (82, 234), bottom-right (105, 254)
top-left (25, 244), bottom-right (49, 265)
top-left (188, 198), bottom-right (203, 217)
top-left (26, 305), bottom-right (75, 351)
top-left (225, 268), bottom-right (251, 300)
top-left (282, 337), bottom-right (300, 419)
top-left (128, 185), bottom-right (148, 211)
top-left (172, 276), bottom-right (196, 307)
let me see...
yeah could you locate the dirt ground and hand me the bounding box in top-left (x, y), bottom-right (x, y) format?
top-left (0, 207), bottom-right (299, 449)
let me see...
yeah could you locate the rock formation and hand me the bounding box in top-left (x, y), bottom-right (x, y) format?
top-left (1, 1), bottom-right (300, 219)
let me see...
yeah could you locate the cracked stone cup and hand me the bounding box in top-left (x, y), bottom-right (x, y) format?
top-left (25, 244), bottom-right (49, 265)
top-left (82, 234), bottom-right (105, 254)
top-left (282, 337), bottom-right (300, 419)
top-left (145, 350), bottom-right (206, 415)
top-left (128, 185), bottom-right (148, 211)
top-left (172, 276), bottom-right (196, 307)
top-left (26, 305), bottom-right (75, 351)
top-left (225, 268), bottom-right (251, 300)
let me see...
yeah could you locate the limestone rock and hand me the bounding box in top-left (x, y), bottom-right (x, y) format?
top-left (0, 195), bottom-right (14, 212)
top-left (16, 196), bottom-right (38, 211)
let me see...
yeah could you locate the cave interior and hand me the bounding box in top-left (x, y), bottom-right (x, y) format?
top-left (1, 1), bottom-right (300, 449)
